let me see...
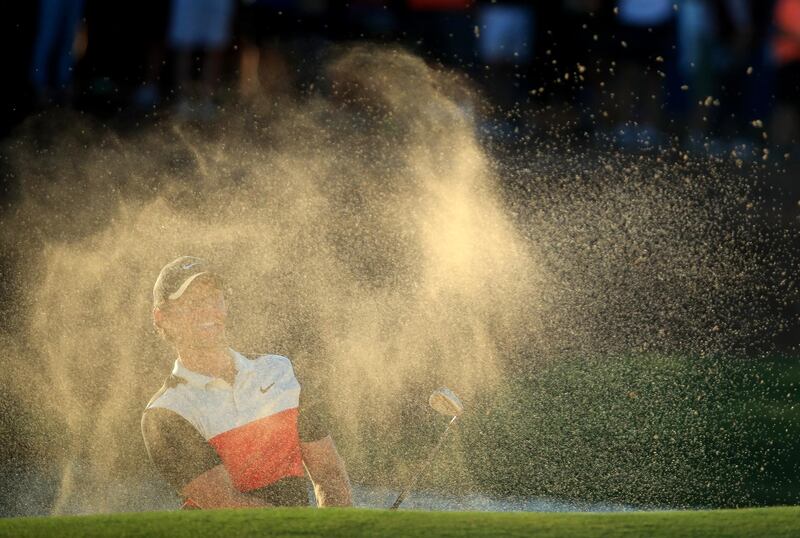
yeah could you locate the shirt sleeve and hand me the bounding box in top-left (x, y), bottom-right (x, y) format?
top-left (294, 363), bottom-right (331, 443)
top-left (141, 407), bottom-right (222, 492)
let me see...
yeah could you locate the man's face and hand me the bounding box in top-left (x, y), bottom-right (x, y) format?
top-left (156, 276), bottom-right (228, 349)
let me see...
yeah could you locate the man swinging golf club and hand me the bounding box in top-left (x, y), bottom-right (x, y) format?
top-left (141, 256), bottom-right (352, 509)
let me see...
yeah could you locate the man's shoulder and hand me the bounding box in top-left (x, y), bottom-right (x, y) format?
top-left (241, 351), bottom-right (291, 362)
top-left (240, 351), bottom-right (294, 369)
top-left (239, 352), bottom-right (303, 386)
top-left (144, 373), bottom-right (190, 412)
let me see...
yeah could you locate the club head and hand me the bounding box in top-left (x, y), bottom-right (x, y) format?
top-left (429, 387), bottom-right (463, 417)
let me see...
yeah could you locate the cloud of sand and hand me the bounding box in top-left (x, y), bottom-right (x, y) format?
top-left (0, 46), bottom-right (546, 513)
top-left (0, 45), bottom-right (795, 514)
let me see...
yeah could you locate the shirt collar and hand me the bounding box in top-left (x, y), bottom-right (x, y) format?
top-left (231, 348), bottom-right (255, 374)
top-left (172, 348), bottom-right (253, 388)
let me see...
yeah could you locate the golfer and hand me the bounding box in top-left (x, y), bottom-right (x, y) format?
top-left (141, 256), bottom-right (352, 509)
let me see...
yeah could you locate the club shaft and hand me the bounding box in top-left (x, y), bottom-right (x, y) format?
top-left (390, 415), bottom-right (458, 510)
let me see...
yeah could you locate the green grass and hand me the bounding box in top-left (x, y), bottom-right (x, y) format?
top-left (1, 507), bottom-right (799, 538)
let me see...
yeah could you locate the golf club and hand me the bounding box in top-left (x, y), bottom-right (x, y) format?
top-left (389, 387), bottom-right (464, 510)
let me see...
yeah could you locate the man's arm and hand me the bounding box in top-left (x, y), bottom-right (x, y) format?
top-left (301, 435), bottom-right (353, 507)
top-left (142, 408), bottom-right (271, 510)
top-left (180, 465), bottom-right (273, 509)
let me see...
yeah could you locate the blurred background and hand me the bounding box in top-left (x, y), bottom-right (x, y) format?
top-left (0, 0), bottom-right (799, 517)
top-left (0, 0), bottom-right (797, 150)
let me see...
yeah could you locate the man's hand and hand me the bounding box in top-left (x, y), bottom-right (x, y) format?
top-left (301, 435), bottom-right (353, 507)
top-left (180, 465), bottom-right (273, 509)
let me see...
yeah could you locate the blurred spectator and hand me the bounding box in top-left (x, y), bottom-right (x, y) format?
top-left (678, 1), bottom-right (774, 152)
top-left (610, 0), bottom-right (677, 149)
top-left (677, 0), bottom-right (716, 141)
top-left (130, 0), bottom-right (171, 112)
top-left (239, 0), bottom-right (298, 100)
top-left (477, 1), bottom-right (533, 65)
top-left (475, 0), bottom-right (535, 122)
top-left (403, 0), bottom-right (476, 68)
top-left (709, 1), bottom-right (757, 144)
top-left (170, 0), bottom-right (236, 121)
top-left (771, 0), bottom-right (800, 146)
top-left (740, 3), bottom-right (776, 134)
top-left (0, 4), bottom-right (37, 135)
top-left (547, 0), bottom-right (607, 133)
top-left (339, 0), bottom-right (399, 41)
top-left (239, 0), bottom-right (332, 102)
top-left (29, 0), bottom-right (85, 105)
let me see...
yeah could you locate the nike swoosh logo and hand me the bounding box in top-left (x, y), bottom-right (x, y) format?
top-left (260, 383), bottom-right (275, 394)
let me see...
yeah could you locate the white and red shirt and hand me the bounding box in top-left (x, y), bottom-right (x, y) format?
top-left (141, 349), bottom-right (328, 508)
